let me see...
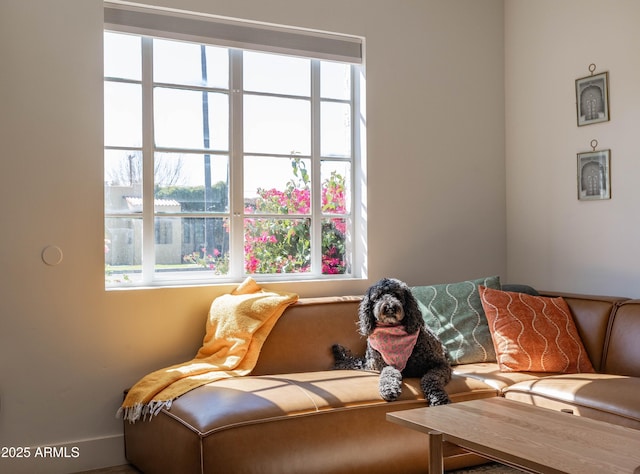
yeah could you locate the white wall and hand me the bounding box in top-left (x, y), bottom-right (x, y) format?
top-left (505, 0), bottom-right (640, 297)
top-left (0, 0), bottom-right (504, 471)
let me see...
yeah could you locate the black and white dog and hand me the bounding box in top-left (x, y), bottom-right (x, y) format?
top-left (332, 278), bottom-right (451, 405)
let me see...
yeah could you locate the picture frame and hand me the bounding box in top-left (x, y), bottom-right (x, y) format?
top-left (577, 149), bottom-right (610, 200)
top-left (575, 71), bottom-right (609, 126)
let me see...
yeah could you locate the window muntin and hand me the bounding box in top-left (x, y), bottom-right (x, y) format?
top-left (104, 27), bottom-right (361, 287)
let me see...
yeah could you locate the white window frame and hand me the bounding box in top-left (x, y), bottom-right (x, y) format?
top-left (104, 2), bottom-right (366, 288)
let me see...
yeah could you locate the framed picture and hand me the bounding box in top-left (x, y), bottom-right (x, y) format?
top-left (577, 149), bottom-right (610, 200)
top-left (575, 71), bottom-right (609, 126)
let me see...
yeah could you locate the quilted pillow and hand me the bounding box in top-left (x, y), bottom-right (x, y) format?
top-left (412, 276), bottom-right (500, 365)
top-left (479, 286), bottom-right (595, 373)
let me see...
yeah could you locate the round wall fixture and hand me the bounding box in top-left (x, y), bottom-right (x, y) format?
top-left (42, 245), bottom-right (64, 266)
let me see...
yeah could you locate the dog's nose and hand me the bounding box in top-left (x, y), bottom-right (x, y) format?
top-left (384, 303), bottom-right (398, 315)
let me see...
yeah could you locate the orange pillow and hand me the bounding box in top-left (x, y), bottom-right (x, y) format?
top-left (479, 286), bottom-right (595, 373)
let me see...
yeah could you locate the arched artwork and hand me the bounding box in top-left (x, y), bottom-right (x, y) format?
top-left (580, 85), bottom-right (604, 122)
top-left (577, 149), bottom-right (611, 200)
top-left (575, 70), bottom-right (609, 126)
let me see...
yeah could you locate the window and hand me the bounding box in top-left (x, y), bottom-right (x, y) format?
top-left (103, 3), bottom-right (365, 287)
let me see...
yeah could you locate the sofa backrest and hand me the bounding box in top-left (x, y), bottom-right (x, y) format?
top-left (540, 291), bottom-right (627, 372)
top-left (602, 299), bottom-right (640, 377)
top-left (251, 296), bottom-right (365, 376)
top-left (252, 291), bottom-right (639, 376)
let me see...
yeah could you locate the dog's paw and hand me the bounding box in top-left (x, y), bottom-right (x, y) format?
top-left (379, 366), bottom-right (402, 401)
top-left (331, 344), bottom-right (364, 370)
top-left (426, 388), bottom-right (450, 406)
top-left (331, 344), bottom-right (348, 360)
top-left (331, 344), bottom-right (349, 369)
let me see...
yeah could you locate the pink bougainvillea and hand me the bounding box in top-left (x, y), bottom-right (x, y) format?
top-left (186, 157), bottom-right (348, 275)
top-left (244, 158), bottom-right (347, 275)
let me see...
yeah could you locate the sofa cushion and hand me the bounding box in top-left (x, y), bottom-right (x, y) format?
top-left (412, 276), bottom-right (500, 365)
top-left (503, 374), bottom-right (640, 430)
top-left (164, 370), bottom-right (498, 433)
top-left (479, 286), bottom-right (595, 373)
top-left (452, 362), bottom-right (556, 391)
top-left (125, 370), bottom-right (498, 474)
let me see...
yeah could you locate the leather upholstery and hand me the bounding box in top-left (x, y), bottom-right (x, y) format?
top-left (252, 296), bottom-right (366, 375)
top-left (125, 368), bottom-right (498, 473)
top-left (602, 299), bottom-right (640, 376)
top-left (503, 373), bottom-right (640, 430)
top-left (540, 291), bottom-right (625, 371)
top-left (124, 292), bottom-right (640, 473)
top-left (453, 362), bottom-right (554, 390)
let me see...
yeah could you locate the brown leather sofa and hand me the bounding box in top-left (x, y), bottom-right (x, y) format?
top-left (123, 292), bottom-right (640, 473)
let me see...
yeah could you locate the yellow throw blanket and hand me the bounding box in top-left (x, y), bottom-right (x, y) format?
top-left (118, 277), bottom-right (298, 423)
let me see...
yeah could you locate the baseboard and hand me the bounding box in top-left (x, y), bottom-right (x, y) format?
top-left (0, 434), bottom-right (127, 474)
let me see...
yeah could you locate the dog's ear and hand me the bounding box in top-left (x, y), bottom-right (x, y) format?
top-left (402, 285), bottom-right (424, 334)
top-left (358, 285), bottom-right (377, 336)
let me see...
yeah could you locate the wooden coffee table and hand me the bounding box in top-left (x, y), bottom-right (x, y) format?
top-left (387, 397), bottom-right (640, 473)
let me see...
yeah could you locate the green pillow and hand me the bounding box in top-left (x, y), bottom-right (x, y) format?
top-left (412, 276), bottom-right (500, 365)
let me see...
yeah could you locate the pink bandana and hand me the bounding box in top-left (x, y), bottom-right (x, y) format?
top-left (368, 325), bottom-right (419, 371)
